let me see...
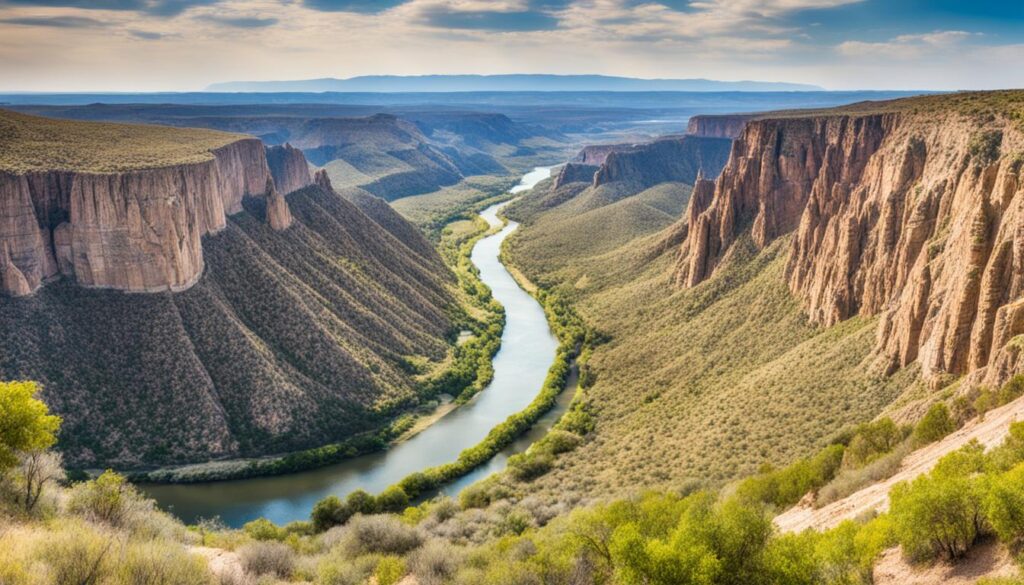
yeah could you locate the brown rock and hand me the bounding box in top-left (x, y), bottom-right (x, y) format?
top-left (687, 114), bottom-right (756, 138)
top-left (553, 163), bottom-right (598, 189)
top-left (0, 138), bottom-right (274, 295)
top-left (314, 168), bottom-right (334, 192)
top-left (671, 108), bottom-right (1024, 386)
top-left (265, 178), bottom-right (294, 231)
top-left (0, 242), bottom-right (32, 296)
top-left (266, 143), bottom-right (314, 195)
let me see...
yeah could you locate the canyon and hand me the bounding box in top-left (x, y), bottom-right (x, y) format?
top-left (673, 94), bottom-right (1024, 391)
top-left (0, 109), bottom-right (459, 467)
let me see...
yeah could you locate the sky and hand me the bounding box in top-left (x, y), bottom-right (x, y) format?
top-left (1, 0), bottom-right (1023, 92)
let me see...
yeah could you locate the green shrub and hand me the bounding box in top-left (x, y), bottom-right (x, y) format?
top-left (312, 496), bottom-right (353, 532)
top-left (537, 429), bottom-right (583, 455)
top-left (376, 486), bottom-right (410, 513)
top-left (374, 555), bottom-right (407, 585)
top-left (238, 541), bottom-right (295, 579)
top-left (842, 418), bottom-right (908, 469)
top-left (508, 451), bottom-right (555, 481)
top-left (67, 470), bottom-right (148, 528)
top-left (889, 446), bottom-right (987, 561)
top-left (346, 489), bottom-right (378, 516)
top-left (242, 517), bottom-right (286, 541)
top-left (316, 553), bottom-right (380, 585)
top-left (913, 403), bottom-right (955, 446)
top-left (985, 462), bottom-right (1024, 546)
top-left (735, 444), bottom-right (845, 509)
top-left (998, 374), bottom-right (1024, 406)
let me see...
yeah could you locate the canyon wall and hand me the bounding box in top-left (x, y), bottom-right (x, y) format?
top-left (553, 163), bottom-right (599, 189)
top-left (266, 143), bottom-right (313, 195)
top-left (686, 114), bottom-right (756, 139)
top-left (672, 108), bottom-right (1024, 387)
top-left (593, 135), bottom-right (732, 189)
top-left (0, 138), bottom-right (311, 297)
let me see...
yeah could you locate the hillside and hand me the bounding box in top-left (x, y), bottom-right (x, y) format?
top-left (497, 90), bottom-right (1024, 516)
top-left (0, 112), bottom-right (461, 468)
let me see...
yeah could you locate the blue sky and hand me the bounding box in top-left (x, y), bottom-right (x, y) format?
top-left (1, 0), bottom-right (1023, 91)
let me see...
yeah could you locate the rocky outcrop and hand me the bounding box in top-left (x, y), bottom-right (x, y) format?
top-left (687, 114), bottom-right (756, 139)
top-left (573, 143), bottom-right (638, 166)
top-left (264, 178), bottom-right (293, 231)
top-left (314, 168), bottom-right (333, 192)
top-left (672, 102), bottom-right (1024, 387)
top-left (0, 138), bottom-right (284, 296)
top-left (553, 163), bottom-right (598, 189)
top-left (592, 135), bottom-right (732, 189)
top-left (266, 143), bottom-right (313, 195)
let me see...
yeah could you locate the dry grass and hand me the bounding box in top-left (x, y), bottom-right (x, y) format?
top-left (0, 109), bottom-right (246, 173)
top-left (504, 176), bottom-right (920, 504)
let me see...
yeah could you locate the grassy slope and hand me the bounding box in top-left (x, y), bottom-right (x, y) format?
top-left (391, 175), bottom-right (518, 237)
top-left (503, 178), bottom-right (918, 503)
top-left (0, 109), bottom-right (245, 173)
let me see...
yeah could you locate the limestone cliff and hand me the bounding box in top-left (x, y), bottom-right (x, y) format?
top-left (592, 135), bottom-right (732, 189)
top-left (0, 138), bottom-right (277, 296)
top-left (266, 143), bottom-right (313, 195)
top-left (553, 163), bottom-right (598, 189)
top-left (672, 93), bottom-right (1024, 387)
top-left (687, 114), bottom-right (756, 139)
top-left (572, 143), bottom-right (637, 166)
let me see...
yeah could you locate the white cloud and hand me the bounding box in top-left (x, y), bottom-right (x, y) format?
top-left (837, 30), bottom-right (976, 58)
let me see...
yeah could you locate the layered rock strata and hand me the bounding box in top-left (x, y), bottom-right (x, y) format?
top-left (0, 138), bottom-right (308, 296)
top-left (593, 135), bottom-right (732, 189)
top-left (686, 114), bottom-right (756, 139)
top-left (672, 104), bottom-right (1024, 386)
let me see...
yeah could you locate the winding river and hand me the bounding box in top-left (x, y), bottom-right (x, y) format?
top-left (143, 167), bottom-right (565, 527)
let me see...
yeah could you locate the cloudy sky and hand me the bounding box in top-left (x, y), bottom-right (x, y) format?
top-left (1, 0), bottom-right (1022, 92)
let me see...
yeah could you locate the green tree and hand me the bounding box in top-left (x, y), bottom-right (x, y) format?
top-left (890, 446), bottom-right (987, 561)
top-left (311, 495), bottom-right (352, 532)
top-left (985, 462), bottom-right (1024, 546)
top-left (376, 486), bottom-right (410, 513)
top-left (0, 381), bottom-right (61, 472)
top-left (913, 403), bottom-right (955, 446)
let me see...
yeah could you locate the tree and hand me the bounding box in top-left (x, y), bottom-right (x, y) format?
top-left (16, 449), bottom-right (64, 512)
top-left (913, 403), bottom-right (955, 446)
top-left (0, 381), bottom-right (61, 472)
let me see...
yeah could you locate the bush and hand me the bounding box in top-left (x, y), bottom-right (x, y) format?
top-left (242, 517), bottom-right (286, 541)
top-left (312, 496), bottom-right (353, 532)
top-left (537, 429), bottom-right (583, 455)
top-left (913, 403), bottom-right (955, 446)
top-left (0, 381), bottom-right (61, 472)
top-left (374, 556), bottom-right (407, 585)
top-left (238, 541), bottom-right (295, 579)
top-left (316, 554), bottom-right (380, 585)
top-left (117, 540), bottom-right (214, 585)
top-left (735, 444), bottom-right (845, 509)
top-left (817, 441), bottom-right (912, 507)
top-left (998, 374), bottom-right (1024, 405)
top-left (508, 451), bottom-right (555, 481)
top-left (409, 540), bottom-right (464, 585)
top-left (842, 418), bottom-right (908, 469)
top-left (985, 462), bottom-right (1024, 546)
top-left (67, 470), bottom-right (150, 528)
top-left (333, 515), bottom-right (423, 558)
top-left (33, 521), bottom-right (114, 585)
top-left (346, 490), bottom-right (378, 515)
top-left (376, 486), bottom-right (410, 513)
top-left (889, 446), bottom-right (987, 561)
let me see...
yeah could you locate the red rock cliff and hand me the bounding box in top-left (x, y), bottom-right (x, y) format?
top-left (266, 143), bottom-right (314, 195)
top-left (673, 103), bottom-right (1024, 387)
top-left (0, 138), bottom-right (279, 296)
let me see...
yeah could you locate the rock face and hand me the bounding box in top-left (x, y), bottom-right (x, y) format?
top-left (672, 105), bottom-right (1024, 387)
top-left (687, 114), bottom-right (756, 139)
top-left (572, 143), bottom-right (637, 166)
top-left (592, 135), bottom-right (732, 189)
top-left (0, 138), bottom-right (297, 296)
top-left (266, 143), bottom-right (313, 195)
top-left (553, 163), bottom-right (599, 189)
top-left (264, 178), bottom-right (294, 231)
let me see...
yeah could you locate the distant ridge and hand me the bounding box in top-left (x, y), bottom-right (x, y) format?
top-left (206, 74), bottom-right (823, 93)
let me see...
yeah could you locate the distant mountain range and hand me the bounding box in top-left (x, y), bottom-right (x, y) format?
top-left (206, 74), bottom-right (823, 93)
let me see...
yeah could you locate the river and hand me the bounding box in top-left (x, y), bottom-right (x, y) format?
top-left (143, 166), bottom-right (564, 527)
